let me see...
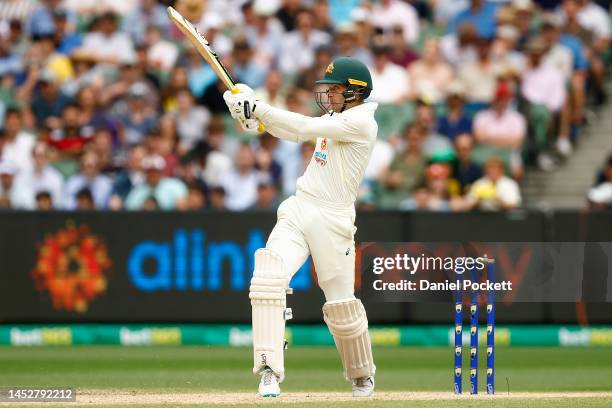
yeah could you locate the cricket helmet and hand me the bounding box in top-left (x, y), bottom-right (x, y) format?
top-left (315, 56), bottom-right (372, 113)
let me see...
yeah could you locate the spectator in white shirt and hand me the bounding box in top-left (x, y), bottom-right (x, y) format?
top-left (14, 141), bottom-right (65, 209)
top-left (409, 38), bottom-right (455, 103)
top-left (520, 36), bottom-right (566, 170)
top-left (0, 160), bottom-right (31, 208)
top-left (144, 24), bottom-right (178, 73)
top-left (279, 9), bottom-right (331, 75)
top-left (64, 150), bottom-right (113, 209)
top-left (81, 11), bottom-right (135, 66)
top-left (466, 156), bottom-right (522, 211)
top-left (473, 82), bottom-right (526, 179)
top-left (244, 1), bottom-right (284, 72)
top-left (0, 107), bottom-right (35, 175)
top-left (174, 88), bottom-right (210, 155)
top-left (370, 0), bottom-right (420, 45)
top-left (222, 143), bottom-right (260, 211)
top-left (458, 37), bottom-right (504, 110)
top-left (369, 43), bottom-right (410, 104)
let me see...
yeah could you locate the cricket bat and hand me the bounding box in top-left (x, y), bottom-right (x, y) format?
top-left (167, 6), bottom-right (264, 132)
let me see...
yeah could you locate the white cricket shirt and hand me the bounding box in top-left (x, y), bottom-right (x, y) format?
top-left (256, 102), bottom-right (378, 207)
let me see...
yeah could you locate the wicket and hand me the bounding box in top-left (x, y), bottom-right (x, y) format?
top-left (454, 258), bottom-right (495, 395)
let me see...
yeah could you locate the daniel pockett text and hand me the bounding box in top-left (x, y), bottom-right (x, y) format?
top-left (370, 254), bottom-right (512, 293)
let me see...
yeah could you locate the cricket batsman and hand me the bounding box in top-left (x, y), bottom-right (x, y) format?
top-left (223, 57), bottom-right (377, 398)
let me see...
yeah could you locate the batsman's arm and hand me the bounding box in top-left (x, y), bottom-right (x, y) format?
top-left (255, 103), bottom-right (367, 143)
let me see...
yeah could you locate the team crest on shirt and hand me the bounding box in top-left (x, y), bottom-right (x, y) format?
top-left (314, 138), bottom-right (328, 166)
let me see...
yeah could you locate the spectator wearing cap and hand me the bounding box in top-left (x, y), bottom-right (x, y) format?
top-left (174, 88), bottom-right (210, 155)
top-left (401, 163), bottom-right (457, 212)
top-left (27, 69), bottom-right (71, 127)
top-left (232, 38), bottom-right (267, 89)
top-left (0, 160), bottom-right (31, 208)
top-left (243, 0), bottom-right (284, 72)
top-left (447, 0), bottom-right (498, 39)
top-left (64, 150), bottom-right (113, 209)
top-left (61, 52), bottom-right (103, 97)
top-left (279, 8), bottom-right (332, 76)
top-left (458, 37), bottom-right (505, 112)
top-left (491, 24), bottom-right (526, 75)
top-left (368, 42), bottom-right (410, 104)
top-left (334, 23), bottom-right (373, 67)
top-left (122, 0), bottom-right (170, 45)
top-left (371, 0), bottom-right (419, 45)
top-left (465, 156), bottom-right (521, 210)
top-left (437, 81), bottom-right (473, 141)
top-left (15, 141), bottom-right (65, 208)
top-left (513, 0), bottom-right (537, 50)
top-left (222, 144), bottom-right (260, 211)
top-left (473, 81), bottom-right (526, 179)
top-left (388, 25), bottom-right (419, 68)
top-left (118, 83), bottom-right (158, 146)
top-left (125, 154), bottom-right (188, 210)
top-left (408, 38), bottom-right (454, 103)
top-left (452, 133), bottom-right (483, 194)
top-left (588, 154), bottom-right (612, 209)
top-left (379, 123), bottom-right (427, 209)
top-left (0, 107), bottom-right (35, 174)
top-left (520, 36), bottom-right (566, 171)
top-left (81, 11), bottom-right (135, 66)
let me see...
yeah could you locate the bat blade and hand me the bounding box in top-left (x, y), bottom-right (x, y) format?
top-left (166, 6), bottom-right (236, 91)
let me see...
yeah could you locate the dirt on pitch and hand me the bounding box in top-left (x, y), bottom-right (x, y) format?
top-left (6, 390), bottom-right (611, 405)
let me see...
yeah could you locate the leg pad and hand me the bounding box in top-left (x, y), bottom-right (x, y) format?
top-left (323, 298), bottom-right (376, 381)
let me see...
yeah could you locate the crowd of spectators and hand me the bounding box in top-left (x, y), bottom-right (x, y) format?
top-left (0, 0), bottom-right (610, 212)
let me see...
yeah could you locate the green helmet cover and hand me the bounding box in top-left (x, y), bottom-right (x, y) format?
top-left (315, 56), bottom-right (373, 91)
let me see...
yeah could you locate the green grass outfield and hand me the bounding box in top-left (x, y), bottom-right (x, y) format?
top-left (1, 346), bottom-right (611, 407)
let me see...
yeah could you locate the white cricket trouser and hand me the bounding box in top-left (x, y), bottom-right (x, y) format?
top-left (266, 190), bottom-right (357, 301)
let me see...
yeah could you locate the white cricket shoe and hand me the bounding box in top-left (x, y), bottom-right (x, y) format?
top-left (352, 376), bottom-right (375, 397)
top-left (258, 368), bottom-right (281, 397)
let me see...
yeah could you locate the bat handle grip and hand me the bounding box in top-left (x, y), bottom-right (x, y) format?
top-left (231, 86), bottom-right (265, 132)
